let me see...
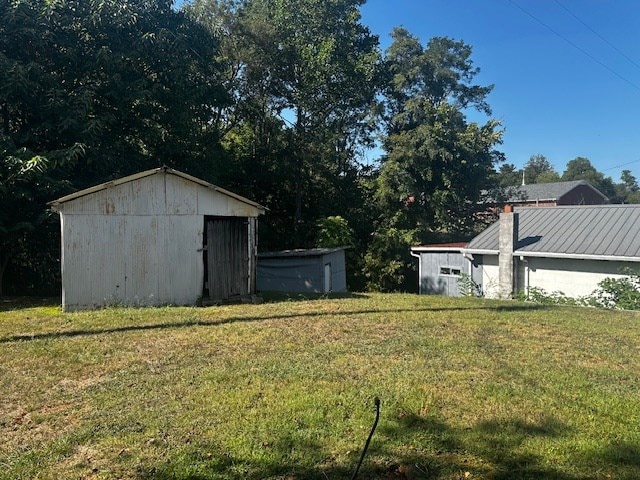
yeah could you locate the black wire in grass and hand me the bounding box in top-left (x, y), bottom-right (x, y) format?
top-left (350, 396), bottom-right (380, 480)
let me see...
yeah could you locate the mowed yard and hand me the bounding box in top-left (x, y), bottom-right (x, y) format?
top-left (1, 294), bottom-right (639, 480)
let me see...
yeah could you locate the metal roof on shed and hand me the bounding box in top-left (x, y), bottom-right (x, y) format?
top-left (466, 204), bottom-right (640, 261)
top-left (258, 248), bottom-right (346, 258)
top-left (410, 242), bottom-right (468, 252)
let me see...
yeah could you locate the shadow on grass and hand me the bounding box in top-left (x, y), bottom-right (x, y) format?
top-left (0, 304), bottom-right (551, 344)
top-left (0, 296), bottom-right (61, 311)
top-left (133, 408), bottom-right (603, 480)
top-left (260, 291), bottom-right (371, 303)
top-left (596, 441), bottom-right (640, 467)
top-left (372, 411), bottom-right (593, 480)
top-left (134, 433), bottom-right (354, 480)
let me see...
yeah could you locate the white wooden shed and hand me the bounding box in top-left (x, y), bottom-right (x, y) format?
top-left (50, 167), bottom-right (266, 311)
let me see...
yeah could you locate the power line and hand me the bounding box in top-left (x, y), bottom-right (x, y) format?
top-left (553, 0), bottom-right (640, 72)
top-left (602, 158), bottom-right (640, 172)
top-left (506, 0), bottom-right (640, 93)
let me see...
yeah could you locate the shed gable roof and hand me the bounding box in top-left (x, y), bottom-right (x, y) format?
top-left (49, 167), bottom-right (266, 213)
top-left (466, 204), bottom-right (640, 261)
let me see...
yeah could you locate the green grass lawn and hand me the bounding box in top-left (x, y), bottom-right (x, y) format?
top-left (1, 294), bottom-right (639, 479)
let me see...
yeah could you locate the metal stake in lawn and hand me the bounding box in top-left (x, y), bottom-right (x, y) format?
top-left (350, 396), bottom-right (381, 480)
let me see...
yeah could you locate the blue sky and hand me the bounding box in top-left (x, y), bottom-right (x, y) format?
top-left (360, 0), bottom-right (640, 181)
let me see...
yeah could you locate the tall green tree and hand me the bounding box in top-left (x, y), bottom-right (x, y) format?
top-left (3, 0), bottom-right (227, 182)
top-left (561, 157), bottom-right (617, 201)
top-left (191, 0), bottom-right (382, 247)
top-left (621, 169), bottom-right (639, 193)
top-left (613, 169), bottom-right (640, 204)
top-left (523, 154), bottom-right (560, 184)
top-left (370, 28), bottom-right (503, 291)
top-left (495, 163), bottom-right (522, 187)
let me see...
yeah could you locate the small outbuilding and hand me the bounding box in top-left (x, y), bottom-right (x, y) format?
top-left (410, 243), bottom-right (474, 297)
top-left (257, 248), bottom-right (347, 294)
top-left (50, 167), bottom-right (266, 310)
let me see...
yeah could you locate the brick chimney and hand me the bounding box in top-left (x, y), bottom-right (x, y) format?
top-left (498, 209), bottom-right (518, 298)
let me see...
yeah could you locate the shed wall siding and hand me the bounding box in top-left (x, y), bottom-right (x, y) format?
top-left (324, 251), bottom-right (347, 293)
top-left (56, 171), bottom-right (263, 310)
top-left (257, 258), bottom-right (322, 293)
top-left (61, 214), bottom-right (203, 310)
top-left (419, 252), bottom-right (466, 296)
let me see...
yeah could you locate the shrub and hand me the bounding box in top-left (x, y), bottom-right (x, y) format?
top-left (519, 286), bottom-right (577, 306)
top-left (316, 216), bottom-right (354, 248)
top-left (457, 272), bottom-right (480, 297)
top-left (589, 269), bottom-right (640, 310)
top-left (516, 269), bottom-right (640, 311)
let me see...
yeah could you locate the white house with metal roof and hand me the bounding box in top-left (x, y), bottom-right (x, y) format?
top-left (464, 204), bottom-right (640, 299)
top-left (50, 167), bottom-right (266, 310)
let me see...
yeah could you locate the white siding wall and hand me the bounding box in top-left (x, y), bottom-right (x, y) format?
top-left (481, 255), bottom-right (500, 298)
top-left (478, 254), bottom-right (634, 299)
top-left (526, 257), bottom-right (632, 298)
top-left (59, 172), bottom-right (260, 310)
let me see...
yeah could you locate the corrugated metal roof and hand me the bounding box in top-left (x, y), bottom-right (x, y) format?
top-left (466, 205), bottom-right (640, 260)
top-left (258, 248), bottom-right (346, 258)
top-left (49, 167), bottom-right (267, 212)
top-left (500, 180), bottom-right (607, 202)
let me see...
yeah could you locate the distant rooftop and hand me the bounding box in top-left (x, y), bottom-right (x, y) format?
top-left (500, 180), bottom-right (608, 203)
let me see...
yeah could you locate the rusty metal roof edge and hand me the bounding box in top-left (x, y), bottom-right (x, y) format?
top-left (49, 167), bottom-right (267, 213)
top-left (258, 247), bottom-right (348, 258)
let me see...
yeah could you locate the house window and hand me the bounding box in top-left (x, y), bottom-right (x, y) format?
top-left (440, 266), bottom-right (462, 277)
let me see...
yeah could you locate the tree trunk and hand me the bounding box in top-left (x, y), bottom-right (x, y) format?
top-left (293, 108), bottom-right (306, 244)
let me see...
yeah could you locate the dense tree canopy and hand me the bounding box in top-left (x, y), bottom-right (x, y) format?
top-left (368, 28), bottom-right (503, 290)
top-left (188, 0), bottom-right (381, 249)
top-left (7, 0), bottom-right (635, 296)
top-left (522, 154), bottom-right (560, 184)
top-left (1, 0), bottom-right (227, 293)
